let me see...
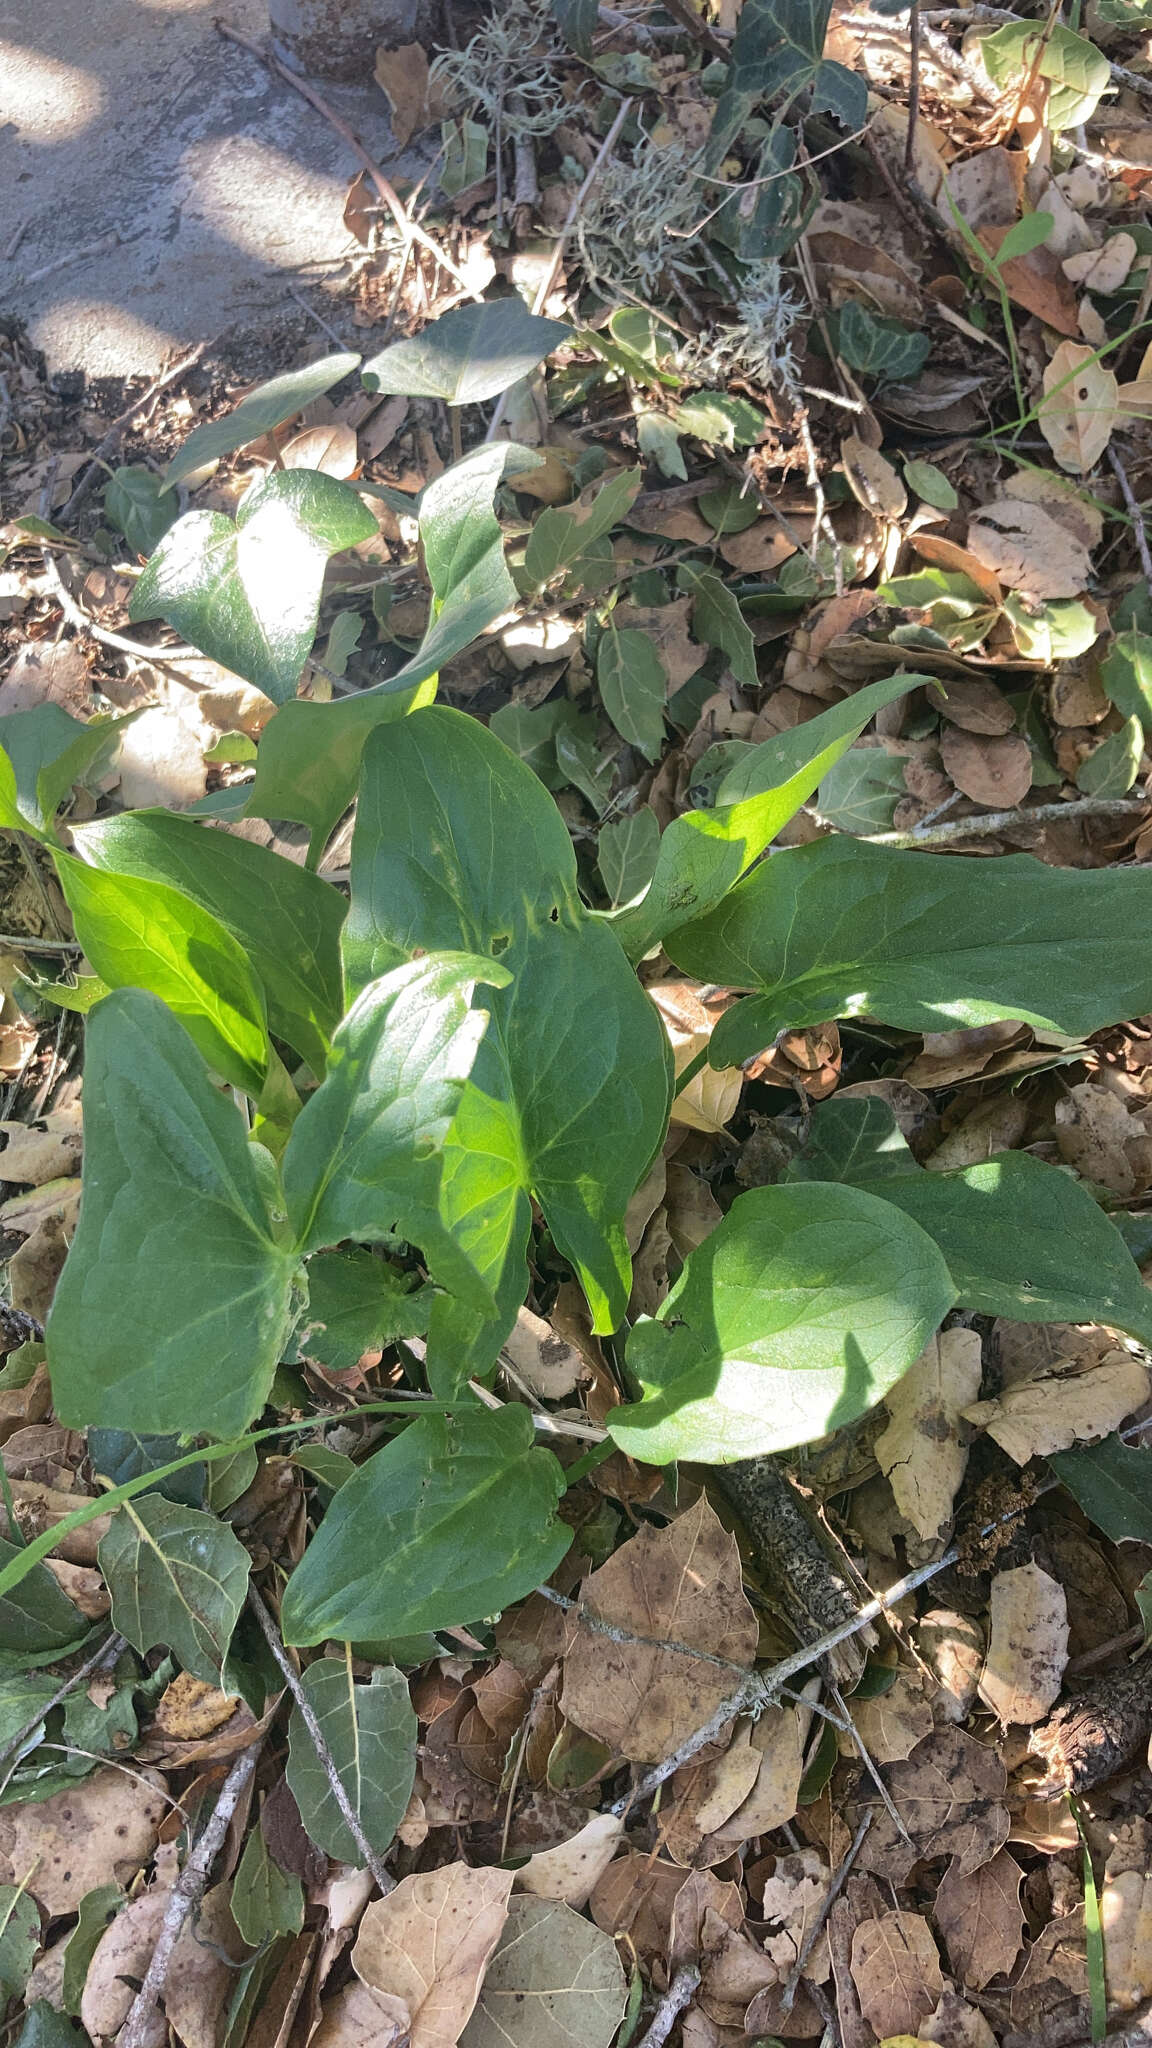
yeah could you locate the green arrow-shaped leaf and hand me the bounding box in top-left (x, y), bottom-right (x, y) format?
top-left (362, 300), bottom-right (571, 404)
top-left (285, 1659), bottom-right (416, 1861)
top-left (98, 1493), bottom-right (251, 1683)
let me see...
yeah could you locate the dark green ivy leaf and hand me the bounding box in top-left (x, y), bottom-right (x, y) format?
top-left (99, 1492), bottom-right (251, 1683)
top-left (362, 299), bottom-right (571, 404)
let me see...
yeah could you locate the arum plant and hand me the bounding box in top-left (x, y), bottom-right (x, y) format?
top-left (11, 310), bottom-right (1152, 1649)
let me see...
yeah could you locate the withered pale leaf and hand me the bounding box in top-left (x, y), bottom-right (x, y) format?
top-left (940, 727), bottom-right (1033, 809)
top-left (1063, 233), bottom-right (1137, 295)
top-left (876, 1328), bottom-right (983, 1541)
top-left (1101, 1823), bottom-right (1152, 2010)
top-left (967, 500), bottom-right (1093, 599)
top-left (850, 1910), bottom-right (943, 2039)
top-left (312, 1980), bottom-right (410, 2048)
top-left (962, 1352), bottom-right (1150, 1463)
top-left (501, 1307), bottom-right (586, 1401)
top-left (979, 1562), bottom-right (1069, 1725)
top-left (515, 1815), bottom-right (624, 1909)
top-left (760, 1849), bottom-right (833, 1983)
top-left (854, 1726), bottom-right (1010, 1879)
top-left (648, 983), bottom-right (743, 1135)
top-left (841, 435), bottom-right (907, 519)
top-left (560, 1496), bottom-right (758, 1764)
top-left (1039, 341), bottom-right (1119, 473)
top-left (845, 1669), bottom-right (935, 1765)
top-left (934, 1848), bottom-right (1025, 1989)
top-left (352, 1863), bottom-right (514, 2048)
top-left (0, 1765), bottom-right (166, 1914)
top-left (460, 1896), bottom-right (625, 2048)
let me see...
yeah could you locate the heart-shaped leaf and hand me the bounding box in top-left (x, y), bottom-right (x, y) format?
top-left (98, 1493), bottom-right (251, 1683)
top-left (130, 470), bottom-right (377, 701)
top-left (362, 300), bottom-right (570, 404)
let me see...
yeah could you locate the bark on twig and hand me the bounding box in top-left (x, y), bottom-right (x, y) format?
top-left (634, 1964), bottom-right (701, 2048)
top-left (714, 1458), bottom-right (873, 1690)
top-left (853, 795), bottom-right (1149, 850)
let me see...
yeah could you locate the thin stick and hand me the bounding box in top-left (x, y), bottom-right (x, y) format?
top-left (634, 1964), bottom-right (701, 2048)
top-left (780, 1813), bottom-right (872, 2012)
top-left (118, 1736), bottom-right (264, 2048)
top-left (215, 23), bottom-right (484, 304)
top-left (855, 795), bottom-right (1149, 850)
top-left (829, 1681), bottom-right (913, 1850)
top-left (1108, 445), bottom-right (1152, 587)
top-left (486, 95), bottom-right (634, 443)
top-left (60, 341), bottom-right (211, 523)
top-left (0, 934), bottom-right (82, 955)
top-left (38, 548), bottom-right (202, 666)
top-left (0, 1632), bottom-right (125, 1772)
top-left (905, 0), bottom-right (921, 174)
top-left (538, 1585), bottom-right (753, 1676)
top-left (246, 1586), bottom-right (393, 1895)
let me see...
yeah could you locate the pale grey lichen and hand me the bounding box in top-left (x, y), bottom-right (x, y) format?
top-left (573, 137), bottom-right (714, 299)
top-left (678, 258), bottom-right (806, 400)
top-left (430, 0), bottom-right (570, 141)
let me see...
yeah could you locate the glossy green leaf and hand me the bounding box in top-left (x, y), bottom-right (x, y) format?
top-left (98, 1493), bottom-right (251, 1683)
top-left (54, 850), bottom-right (270, 1094)
top-left (597, 808), bottom-right (661, 907)
top-left (0, 1889), bottom-right (41, 1999)
top-left (60, 1668), bottom-right (138, 1772)
top-left (680, 564), bottom-right (758, 690)
top-left (636, 412), bottom-right (687, 481)
top-left (286, 1659), bottom-right (416, 1863)
top-left (343, 709), bottom-right (672, 1354)
top-left (281, 1407), bottom-right (572, 1644)
top-left (597, 624), bottom-right (667, 761)
top-left (1076, 715), bottom-right (1143, 796)
top-left (104, 466), bottom-right (180, 554)
top-left (489, 700), bottom-right (588, 788)
top-left (608, 1182), bottom-right (956, 1464)
top-left (0, 705), bottom-right (137, 838)
top-left (523, 468), bottom-right (642, 592)
top-left (243, 444), bottom-right (535, 858)
top-left (674, 392), bottom-right (764, 450)
top-left (48, 990), bottom-right (297, 1437)
top-left (290, 1249), bottom-right (430, 1372)
top-left (0, 1536), bottom-right (86, 1656)
top-left (783, 1094), bottom-right (917, 1186)
top-left (611, 672), bottom-right (919, 962)
top-left (706, 0), bottom-right (855, 161)
top-left (1101, 632), bottom-right (1152, 733)
top-left (670, 836), bottom-right (1152, 1067)
top-left (230, 1827), bottom-right (304, 1946)
top-left (362, 300), bottom-right (571, 403)
top-left (1047, 1437), bottom-right (1152, 1544)
top-left (817, 745), bottom-right (906, 833)
top-left (13, 2008), bottom-right (78, 2048)
top-left (282, 954), bottom-right (505, 1314)
top-left (130, 471), bottom-right (378, 701)
top-left (73, 811), bottom-right (345, 1074)
top-left (980, 22), bottom-right (1110, 128)
top-left (166, 353), bottom-right (361, 487)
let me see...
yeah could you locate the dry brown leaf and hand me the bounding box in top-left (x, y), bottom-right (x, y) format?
top-left (501, 1307), bottom-right (587, 1401)
top-left (918, 1609), bottom-right (985, 1724)
top-left (876, 1328), bottom-right (983, 1542)
top-left (967, 500), bottom-right (1092, 599)
top-left (648, 983), bottom-right (743, 1136)
top-left (1002, 467), bottom-right (1106, 549)
top-left (561, 1497), bottom-right (758, 1764)
top-left (853, 1726), bottom-right (1010, 1879)
top-left (979, 1562), bottom-right (1069, 1725)
top-left (614, 597), bottom-right (708, 691)
top-left (312, 1980), bottom-right (410, 2048)
top-left (759, 1849), bottom-right (834, 1982)
top-left (0, 642), bottom-right (91, 716)
top-left (850, 1910), bottom-right (943, 2039)
top-left (352, 1863), bottom-right (513, 2048)
top-left (1101, 1822), bottom-right (1152, 2010)
top-left (0, 1764), bottom-right (166, 1913)
top-left (840, 435), bottom-right (906, 519)
top-left (921, 1988), bottom-right (999, 2048)
top-left (940, 727), bottom-right (1033, 807)
top-left (151, 1673), bottom-right (241, 1744)
top-left (588, 1853), bottom-right (687, 1966)
top-left (1038, 341), bottom-right (1118, 473)
top-left (963, 1351), bottom-right (1150, 1463)
top-left (928, 674), bottom-right (1015, 736)
top-left (515, 1814), bottom-right (624, 1908)
top-left (0, 1106), bottom-right (82, 1186)
top-left (280, 424), bottom-right (359, 478)
top-left (662, 1727), bottom-right (764, 1868)
top-left (934, 1848), bottom-right (1025, 1989)
top-left (1055, 1081), bottom-right (1152, 1197)
top-left (908, 531), bottom-right (1004, 604)
top-left (846, 1670), bottom-right (935, 1765)
top-left (976, 228), bottom-right (1082, 337)
top-left (10, 1209), bottom-right (72, 1323)
top-left (165, 1882), bottom-right (248, 2048)
top-left (903, 1021), bottom-right (1032, 1088)
top-left (924, 1093), bottom-right (1029, 1171)
top-left (691, 1706), bottom-right (807, 1861)
top-left (664, 1163), bottom-right (722, 1260)
top-left (81, 1884), bottom-right (169, 2043)
top-left (1009, 1909), bottom-right (1088, 2037)
top-left (373, 42), bottom-right (451, 149)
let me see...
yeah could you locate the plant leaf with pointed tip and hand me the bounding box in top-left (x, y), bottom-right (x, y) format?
top-left (286, 1660), bottom-right (416, 1863)
top-left (281, 1407), bottom-right (572, 1644)
top-left (523, 469), bottom-right (642, 592)
top-left (0, 706), bottom-right (138, 838)
top-left (362, 300), bottom-right (571, 404)
top-left (670, 836), bottom-right (1152, 1067)
top-left (231, 1827), bottom-right (304, 1946)
top-left (598, 808), bottom-right (661, 907)
top-left (165, 353), bottom-right (361, 486)
top-left (597, 625), bottom-right (667, 761)
top-left (680, 564), bottom-right (758, 689)
top-left (98, 1493), bottom-right (251, 1683)
top-left (1047, 1437), bottom-right (1152, 1544)
top-left (48, 990), bottom-right (296, 1438)
top-left (607, 1181), bottom-right (955, 1465)
top-left (130, 471), bottom-right (377, 701)
top-left (0, 1536), bottom-right (88, 1656)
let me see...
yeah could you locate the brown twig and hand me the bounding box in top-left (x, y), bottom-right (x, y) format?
top-left (118, 1736), bottom-right (265, 2048)
top-left (215, 22), bottom-right (484, 304)
top-left (856, 795), bottom-right (1150, 850)
top-left (634, 1964), bottom-right (702, 2048)
top-left (905, 0), bottom-right (921, 175)
top-left (1109, 444), bottom-right (1152, 587)
top-left (246, 1586), bottom-right (394, 1895)
top-left (780, 1812), bottom-right (873, 2012)
top-left (60, 341), bottom-right (211, 523)
top-left (0, 1632), bottom-right (126, 1773)
top-left (38, 547), bottom-right (202, 667)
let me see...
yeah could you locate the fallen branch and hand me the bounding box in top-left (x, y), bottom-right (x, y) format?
top-left (634, 1964), bottom-right (701, 2048)
top-left (853, 795), bottom-right (1149, 850)
top-left (39, 548), bottom-right (203, 667)
top-left (247, 1585), bottom-right (393, 1894)
top-left (118, 1735), bottom-right (264, 2048)
top-left (780, 1812), bottom-right (872, 2012)
top-left (60, 341), bottom-right (211, 523)
top-left (215, 22), bottom-right (485, 304)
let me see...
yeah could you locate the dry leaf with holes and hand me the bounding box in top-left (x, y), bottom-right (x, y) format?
top-left (876, 1328), bottom-right (983, 1542)
top-left (0, 1765), bottom-right (166, 1914)
top-left (352, 1863), bottom-right (513, 2048)
top-left (560, 1496), bottom-right (758, 1763)
top-left (1038, 342), bottom-right (1118, 473)
top-left (934, 1849), bottom-right (1025, 1989)
top-left (968, 500), bottom-right (1093, 599)
top-left (840, 435), bottom-right (907, 519)
top-left (515, 1814), bottom-right (624, 1909)
top-left (963, 1351), bottom-right (1150, 1463)
top-left (979, 1562), bottom-right (1068, 1725)
top-left (648, 982), bottom-right (743, 1135)
top-left (1101, 1822), bottom-right (1152, 2009)
top-left (850, 1911), bottom-right (944, 2039)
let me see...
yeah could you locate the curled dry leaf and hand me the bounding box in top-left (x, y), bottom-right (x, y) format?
top-left (515, 1814), bottom-right (624, 1909)
top-left (963, 1351), bottom-right (1150, 1463)
top-left (934, 1848), bottom-right (1025, 1989)
top-left (648, 982), bottom-right (743, 1135)
top-left (967, 500), bottom-right (1092, 600)
top-left (373, 42), bottom-right (452, 149)
top-left (560, 1495), bottom-right (758, 1764)
top-left (588, 1851), bottom-right (687, 1966)
top-left (1038, 341), bottom-right (1119, 473)
top-left (979, 1562), bottom-right (1069, 1725)
top-left (927, 675), bottom-right (1015, 736)
top-left (0, 1765), bottom-right (167, 1914)
top-left (876, 1327), bottom-right (983, 1542)
top-left (840, 435), bottom-right (907, 519)
top-left (939, 727), bottom-right (1033, 809)
top-left (850, 1910), bottom-right (943, 2040)
top-left (352, 1862), bottom-right (514, 2048)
